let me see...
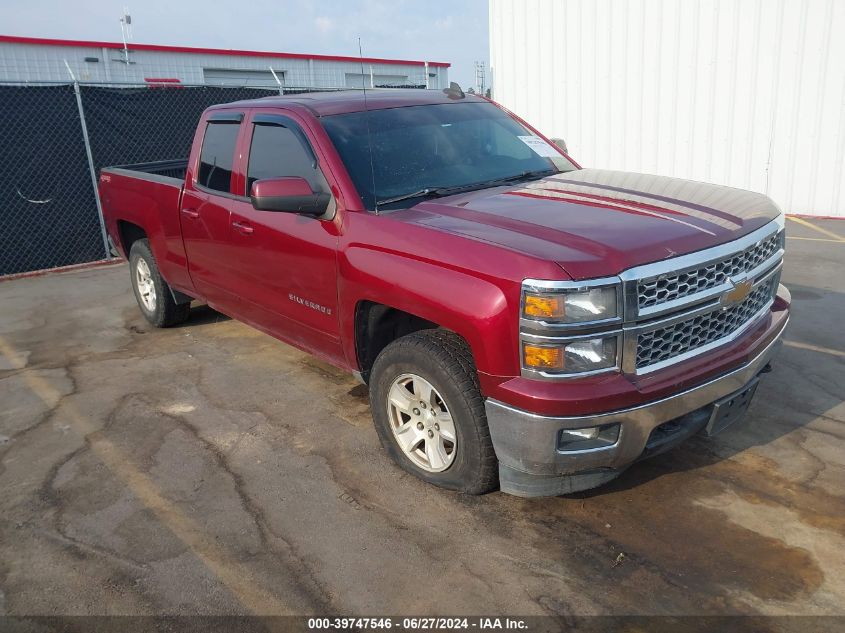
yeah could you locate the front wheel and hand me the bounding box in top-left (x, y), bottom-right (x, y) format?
top-left (129, 239), bottom-right (190, 328)
top-left (369, 330), bottom-right (498, 494)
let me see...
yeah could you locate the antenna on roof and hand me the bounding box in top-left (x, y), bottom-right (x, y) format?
top-left (119, 8), bottom-right (132, 65)
top-left (358, 38), bottom-right (379, 214)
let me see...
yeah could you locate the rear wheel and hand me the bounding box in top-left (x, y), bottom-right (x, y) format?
top-left (129, 239), bottom-right (190, 328)
top-left (369, 330), bottom-right (498, 494)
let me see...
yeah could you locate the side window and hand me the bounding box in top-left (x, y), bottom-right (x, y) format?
top-left (247, 123), bottom-right (324, 194)
top-left (197, 121), bottom-right (240, 193)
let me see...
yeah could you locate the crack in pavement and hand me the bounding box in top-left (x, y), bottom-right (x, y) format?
top-left (0, 334), bottom-right (297, 615)
top-left (160, 408), bottom-right (336, 613)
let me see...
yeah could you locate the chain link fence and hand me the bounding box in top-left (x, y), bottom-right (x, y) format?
top-left (1, 84), bottom-right (105, 274)
top-left (0, 81), bottom-right (358, 276)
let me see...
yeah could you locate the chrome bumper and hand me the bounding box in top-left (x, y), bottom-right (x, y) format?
top-left (486, 320), bottom-right (787, 497)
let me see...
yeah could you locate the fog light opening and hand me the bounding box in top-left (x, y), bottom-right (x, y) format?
top-left (558, 423), bottom-right (620, 452)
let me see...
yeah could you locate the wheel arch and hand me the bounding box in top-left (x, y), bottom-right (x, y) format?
top-left (354, 301), bottom-right (442, 382)
top-left (117, 220), bottom-right (148, 258)
top-left (344, 257), bottom-right (518, 382)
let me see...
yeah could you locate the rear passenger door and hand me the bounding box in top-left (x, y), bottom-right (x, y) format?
top-left (180, 111), bottom-right (244, 308)
top-left (227, 111), bottom-right (343, 362)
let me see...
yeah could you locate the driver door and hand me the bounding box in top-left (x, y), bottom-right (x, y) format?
top-left (226, 110), bottom-right (343, 363)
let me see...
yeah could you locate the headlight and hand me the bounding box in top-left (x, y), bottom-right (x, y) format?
top-left (522, 336), bottom-right (619, 375)
top-left (522, 283), bottom-right (619, 324)
top-left (520, 278), bottom-right (623, 378)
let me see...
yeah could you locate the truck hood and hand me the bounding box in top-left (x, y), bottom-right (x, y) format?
top-left (402, 169), bottom-right (782, 280)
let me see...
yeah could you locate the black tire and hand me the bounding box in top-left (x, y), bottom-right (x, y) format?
top-left (129, 239), bottom-right (190, 328)
top-left (369, 330), bottom-right (498, 494)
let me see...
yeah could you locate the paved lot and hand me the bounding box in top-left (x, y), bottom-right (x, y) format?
top-left (0, 218), bottom-right (843, 618)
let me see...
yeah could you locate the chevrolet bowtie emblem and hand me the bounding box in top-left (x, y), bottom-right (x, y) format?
top-left (720, 277), bottom-right (753, 308)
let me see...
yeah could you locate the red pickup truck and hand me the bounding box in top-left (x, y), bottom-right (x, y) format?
top-left (98, 89), bottom-right (790, 497)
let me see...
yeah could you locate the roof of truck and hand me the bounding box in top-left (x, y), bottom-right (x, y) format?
top-left (208, 89), bottom-right (488, 117)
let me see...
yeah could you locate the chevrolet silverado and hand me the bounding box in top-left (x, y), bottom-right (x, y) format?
top-left (98, 88), bottom-right (790, 497)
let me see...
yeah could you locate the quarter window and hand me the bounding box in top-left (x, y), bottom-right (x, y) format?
top-left (197, 121), bottom-right (240, 193)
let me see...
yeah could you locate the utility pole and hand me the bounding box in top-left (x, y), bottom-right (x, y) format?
top-left (119, 9), bottom-right (132, 64)
top-left (474, 61), bottom-right (486, 96)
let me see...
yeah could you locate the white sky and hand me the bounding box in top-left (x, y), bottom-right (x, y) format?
top-left (0, 0), bottom-right (489, 89)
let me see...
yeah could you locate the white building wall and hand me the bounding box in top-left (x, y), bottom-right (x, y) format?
top-left (0, 41), bottom-right (447, 89)
top-left (490, 0), bottom-right (845, 217)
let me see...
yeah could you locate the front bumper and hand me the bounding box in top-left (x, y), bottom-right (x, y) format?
top-left (486, 316), bottom-right (787, 497)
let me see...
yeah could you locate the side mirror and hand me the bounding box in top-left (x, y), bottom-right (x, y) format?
top-left (250, 177), bottom-right (331, 216)
top-left (549, 137), bottom-right (568, 154)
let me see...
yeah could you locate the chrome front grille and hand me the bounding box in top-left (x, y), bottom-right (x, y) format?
top-left (619, 219), bottom-right (785, 374)
top-left (518, 218), bottom-right (785, 380)
top-left (635, 277), bottom-right (777, 369)
top-left (638, 232), bottom-right (781, 311)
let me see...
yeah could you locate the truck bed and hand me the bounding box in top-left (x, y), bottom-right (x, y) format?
top-left (99, 158), bottom-right (194, 292)
top-left (102, 159), bottom-right (188, 185)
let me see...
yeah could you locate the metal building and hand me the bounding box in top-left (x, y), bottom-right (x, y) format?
top-left (490, 0), bottom-right (845, 217)
top-left (0, 34), bottom-right (450, 89)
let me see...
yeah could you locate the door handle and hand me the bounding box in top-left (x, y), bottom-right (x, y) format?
top-left (232, 220), bottom-right (254, 235)
top-left (181, 208), bottom-right (200, 219)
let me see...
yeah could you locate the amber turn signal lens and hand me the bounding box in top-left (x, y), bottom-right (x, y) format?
top-left (523, 294), bottom-right (565, 319)
top-left (523, 344), bottom-right (565, 370)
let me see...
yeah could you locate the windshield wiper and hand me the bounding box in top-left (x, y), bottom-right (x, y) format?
top-left (376, 188), bottom-right (447, 207)
top-left (447, 169), bottom-right (557, 193)
top-left (375, 169), bottom-right (557, 209)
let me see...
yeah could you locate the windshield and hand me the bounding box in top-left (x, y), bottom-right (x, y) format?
top-left (322, 102), bottom-right (577, 210)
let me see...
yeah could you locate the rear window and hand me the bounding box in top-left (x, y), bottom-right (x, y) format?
top-left (197, 121), bottom-right (240, 193)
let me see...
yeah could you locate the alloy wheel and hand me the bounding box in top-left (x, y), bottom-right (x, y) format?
top-left (135, 258), bottom-right (157, 312)
top-left (386, 373), bottom-right (457, 472)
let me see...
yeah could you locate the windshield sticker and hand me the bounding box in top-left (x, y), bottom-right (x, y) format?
top-left (518, 135), bottom-right (560, 157)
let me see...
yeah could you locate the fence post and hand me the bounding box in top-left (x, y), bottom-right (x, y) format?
top-left (269, 67), bottom-right (284, 96)
top-left (71, 81), bottom-right (111, 259)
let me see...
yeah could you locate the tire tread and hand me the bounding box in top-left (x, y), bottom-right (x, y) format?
top-left (371, 329), bottom-right (498, 494)
top-left (129, 239), bottom-right (190, 328)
